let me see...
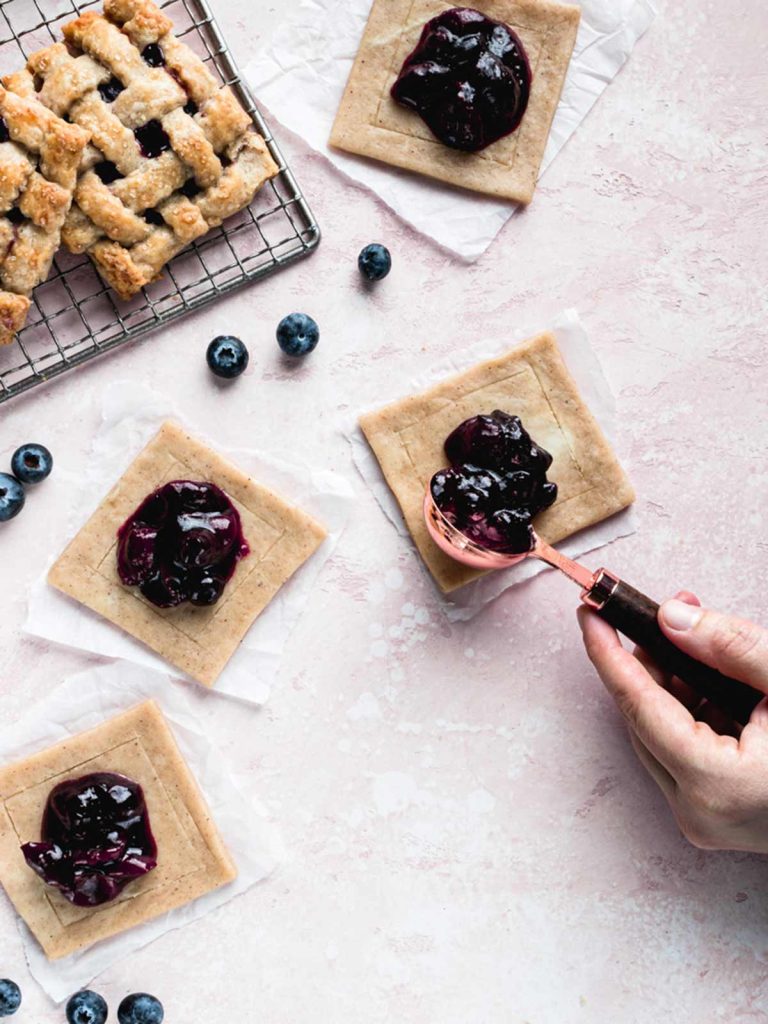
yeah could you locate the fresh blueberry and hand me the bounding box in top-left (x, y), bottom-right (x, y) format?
top-left (358, 243), bottom-right (392, 282)
top-left (0, 473), bottom-right (24, 522)
top-left (206, 335), bottom-right (249, 379)
top-left (276, 312), bottom-right (319, 358)
top-left (0, 980), bottom-right (21, 1017)
top-left (11, 442), bottom-right (53, 484)
top-left (117, 992), bottom-right (164, 1024)
top-left (66, 990), bottom-right (108, 1024)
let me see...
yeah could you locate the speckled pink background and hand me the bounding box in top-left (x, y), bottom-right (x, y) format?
top-left (2, 0), bottom-right (768, 1020)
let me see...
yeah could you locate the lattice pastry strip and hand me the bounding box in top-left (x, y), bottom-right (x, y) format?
top-left (10, 0), bottom-right (279, 301)
top-left (0, 86), bottom-right (88, 345)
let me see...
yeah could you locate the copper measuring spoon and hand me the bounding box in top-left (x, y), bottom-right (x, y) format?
top-left (424, 490), bottom-right (762, 725)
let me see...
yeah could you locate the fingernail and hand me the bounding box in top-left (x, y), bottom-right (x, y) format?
top-left (661, 598), bottom-right (703, 631)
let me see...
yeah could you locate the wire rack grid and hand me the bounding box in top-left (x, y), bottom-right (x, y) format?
top-left (0, 0), bottom-right (319, 404)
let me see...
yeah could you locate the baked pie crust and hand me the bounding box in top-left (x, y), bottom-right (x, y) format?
top-left (330, 0), bottom-right (581, 204)
top-left (5, 0), bottom-right (279, 300)
top-left (359, 331), bottom-right (635, 592)
top-left (0, 86), bottom-right (88, 345)
top-left (0, 700), bottom-right (236, 960)
top-left (48, 421), bottom-right (327, 687)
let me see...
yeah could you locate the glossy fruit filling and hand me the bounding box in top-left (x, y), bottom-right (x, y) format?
top-left (21, 773), bottom-right (157, 907)
top-left (390, 7), bottom-right (531, 152)
top-left (430, 410), bottom-right (557, 554)
top-left (117, 480), bottom-right (249, 608)
top-left (134, 119), bottom-right (171, 159)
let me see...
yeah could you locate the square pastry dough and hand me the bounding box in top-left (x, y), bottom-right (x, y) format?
top-left (48, 421), bottom-right (327, 687)
top-left (330, 0), bottom-right (581, 203)
top-left (360, 331), bottom-right (635, 592)
top-left (0, 700), bottom-right (235, 960)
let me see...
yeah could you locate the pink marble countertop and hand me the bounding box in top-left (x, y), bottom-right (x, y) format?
top-left (2, 0), bottom-right (767, 1020)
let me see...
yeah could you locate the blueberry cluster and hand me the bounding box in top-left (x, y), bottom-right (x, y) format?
top-left (0, 443), bottom-right (53, 523)
top-left (430, 410), bottom-right (557, 554)
top-left (203, 248), bottom-right (396, 376)
top-left (21, 773), bottom-right (157, 908)
top-left (117, 480), bottom-right (249, 608)
top-left (0, 982), bottom-right (163, 1022)
top-left (391, 7), bottom-right (531, 152)
top-left (67, 989), bottom-right (163, 1024)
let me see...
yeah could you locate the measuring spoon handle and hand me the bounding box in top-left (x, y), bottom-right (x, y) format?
top-left (587, 576), bottom-right (763, 726)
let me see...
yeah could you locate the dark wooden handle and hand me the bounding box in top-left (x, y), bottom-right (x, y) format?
top-left (594, 580), bottom-right (763, 726)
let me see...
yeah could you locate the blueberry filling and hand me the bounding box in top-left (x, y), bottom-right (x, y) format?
top-left (98, 75), bottom-right (125, 103)
top-left (0, 117), bottom-right (9, 143)
top-left (6, 206), bottom-right (25, 225)
top-left (117, 480), bottom-right (249, 608)
top-left (180, 178), bottom-right (201, 199)
top-left (143, 208), bottom-right (164, 226)
top-left (430, 411), bottom-right (557, 554)
top-left (141, 43), bottom-right (166, 67)
top-left (134, 120), bottom-right (171, 159)
top-left (391, 7), bottom-right (531, 152)
top-left (20, 772), bottom-right (157, 907)
top-left (94, 160), bottom-right (121, 184)
top-left (183, 99), bottom-right (198, 116)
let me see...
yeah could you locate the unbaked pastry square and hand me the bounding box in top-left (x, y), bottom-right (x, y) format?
top-left (359, 330), bottom-right (635, 593)
top-left (330, 0), bottom-right (581, 203)
top-left (0, 700), bottom-right (235, 960)
top-left (48, 421), bottom-right (327, 687)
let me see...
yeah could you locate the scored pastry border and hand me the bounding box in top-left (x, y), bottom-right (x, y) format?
top-left (371, 0), bottom-right (553, 172)
top-left (330, 0), bottom-right (581, 203)
top-left (48, 421), bottom-right (327, 687)
top-left (359, 331), bottom-right (636, 593)
top-left (4, 734), bottom-right (202, 928)
top-left (0, 701), bottom-right (236, 959)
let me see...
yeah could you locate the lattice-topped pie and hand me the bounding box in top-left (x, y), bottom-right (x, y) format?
top-left (5, 0), bottom-right (279, 301)
top-left (0, 86), bottom-right (88, 345)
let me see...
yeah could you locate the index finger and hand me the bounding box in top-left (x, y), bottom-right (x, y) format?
top-left (577, 606), bottom-right (718, 778)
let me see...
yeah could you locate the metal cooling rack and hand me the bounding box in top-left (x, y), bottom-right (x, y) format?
top-left (0, 0), bottom-right (320, 404)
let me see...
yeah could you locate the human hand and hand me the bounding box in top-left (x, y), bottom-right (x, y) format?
top-left (578, 591), bottom-right (768, 852)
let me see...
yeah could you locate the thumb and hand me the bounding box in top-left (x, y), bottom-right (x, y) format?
top-left (658, 599), bottom-right (768, 693)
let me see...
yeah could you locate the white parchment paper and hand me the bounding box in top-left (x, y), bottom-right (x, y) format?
top-left (24, 381), bottom-right (354, 706)
top-left (0, 662), bottom-right (278, 1003)
top-left (350, 308), bottom-right (636, 620)
top-left (245, 0), bottom-right (656, 259)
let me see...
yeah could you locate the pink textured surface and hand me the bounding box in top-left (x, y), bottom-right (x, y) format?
top-left (1, 0), bottom-right (767, 1019)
